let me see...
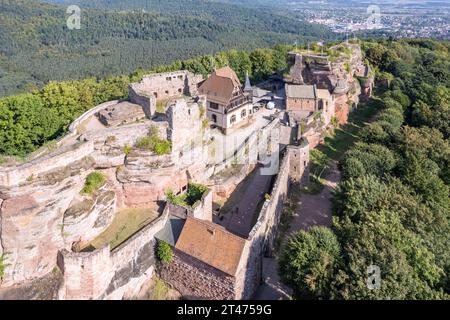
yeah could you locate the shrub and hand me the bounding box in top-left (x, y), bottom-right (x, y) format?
top-left (186, 183), bottom-right (208, 206)
top-left (154, 140), bottom-right (172, 155)
top-left (151, 277), bottom-right (169, 300)
top-left (81, 172), bottom-right (106, 195)
top-left (202, 118), bottom-right (209, 130)
top-left (135, 126), bottom-right (171, 155)
top-left (165, 183), bottom-right (208, 208)
top-left (123, 144), bottom-right (132, 155)
top-left (157, 241), bottom-right (173, 264)
top-left (0, 254), bottom-right (5, 279)
top-left (279, 227), bottom-right (342, 299)
top-left (135, 136), bottom-right (153, 150)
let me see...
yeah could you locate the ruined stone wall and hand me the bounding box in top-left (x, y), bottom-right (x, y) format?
top-left (128, 87), bottom-right (155, 118)
top-left (129, 71), bottom-right (203, 118)
top-left (158, 248), bottom-right (235, 300)
top-left (57, 246), bottom-right (113, 300)
top-left (68, 101), bottom-right (120, 135)
top-left (288, 144), bottom-right (310, 185)
top-left (57, 205), bottom-right (169, 300)
top-left (0, 141), bottom-right (94, 188)
top-left (191, 190), bottom-right (213, 222)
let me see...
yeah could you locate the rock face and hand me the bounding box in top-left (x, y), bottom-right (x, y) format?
top-left (98, 102), bottom-right (146, 127)
top-left (0, 156), bottom-right (95, 286)
top-left (0, 71), bottom-right (210, 291)
top-left (285, 43), bottom-right (370, 126)
top-left (63, 187), bottom-right (117, 246)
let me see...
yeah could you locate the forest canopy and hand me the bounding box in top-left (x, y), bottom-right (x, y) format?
top-left (0, 0), bottom-right (333, 97)
top-left (281, 38), bottom-right (450, 299)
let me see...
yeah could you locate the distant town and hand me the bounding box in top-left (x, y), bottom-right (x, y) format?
top-left (288, 0), bottom-right (450, 39)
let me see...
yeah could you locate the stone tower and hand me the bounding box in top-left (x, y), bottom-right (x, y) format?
top-left (288, 138), bottom-right (310, 185)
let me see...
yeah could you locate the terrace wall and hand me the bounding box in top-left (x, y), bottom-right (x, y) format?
top-left (57, 205), bottom-right (170, 300)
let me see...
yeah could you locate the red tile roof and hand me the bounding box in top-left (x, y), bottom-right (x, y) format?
top-left (175, 217), bottom-right (246, 276)
top-left (198, 67), bottom-right (243, 105)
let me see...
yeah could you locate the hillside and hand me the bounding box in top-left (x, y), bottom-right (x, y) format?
top-left (280, 38), bottom-right (450, 300)
top-left (0, 0), bottom-right (333, 97)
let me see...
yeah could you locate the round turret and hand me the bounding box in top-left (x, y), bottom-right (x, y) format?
top-left (333, 78), bottom-right (349, 95)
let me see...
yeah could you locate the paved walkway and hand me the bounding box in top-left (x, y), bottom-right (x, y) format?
top-left (254, 161), bottom-right (340, 300)
top-left (217, 167), bottom-right (273, 238)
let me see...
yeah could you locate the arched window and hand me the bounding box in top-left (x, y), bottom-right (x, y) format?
top-left (230, 115), bottom-right (237, 124)
top-left (241, 109), bottom-right (247, 118)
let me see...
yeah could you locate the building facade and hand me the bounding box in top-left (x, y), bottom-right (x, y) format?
top-left (198, 67), bottom-right (252, 134)
top-left (285, 84), bottom-right (334, 124)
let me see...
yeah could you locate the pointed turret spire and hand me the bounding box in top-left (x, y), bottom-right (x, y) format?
top-left (244, 71), bottom-right (252, 91)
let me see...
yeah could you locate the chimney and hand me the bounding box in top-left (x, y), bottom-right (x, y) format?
top-left (207, 228), bottom-right (216, 236)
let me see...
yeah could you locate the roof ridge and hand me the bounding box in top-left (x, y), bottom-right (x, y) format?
top-left (187, 216), bottom-right (247, 243)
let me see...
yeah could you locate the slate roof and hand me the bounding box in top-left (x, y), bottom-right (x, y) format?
top-left (286, 84), bottom-right (317, 99)
top-left (155, 215), bottom-right (186, 246)
top-left (175, 217), bottom-right (246, 276)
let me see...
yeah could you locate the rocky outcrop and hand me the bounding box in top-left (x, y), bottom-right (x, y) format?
top-left (0, 156), bottom-right (95, 286)
top-left (98, 101), bottom-right (146, 127)
top-left (63, 187), bottom-right (117, 246)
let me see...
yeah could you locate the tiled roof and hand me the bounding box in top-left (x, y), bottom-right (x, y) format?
top-left (316, 89), bottom-right (332, 100)
top-left (198, 67), bottom-right (243, 105)
top-left (175, 217), bottom-right (246, 276)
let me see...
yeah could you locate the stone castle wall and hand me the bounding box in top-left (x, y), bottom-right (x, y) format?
top-left (236, 148), bottom-right (294, 299)
top-left (57, 205), bottom-right (170, 300)
top-left (129, 71), bottom-right (203, 118)
top-left (158, 248), bottom-right (235, 300)
top-left (0, 141), bottom-right (94, 188)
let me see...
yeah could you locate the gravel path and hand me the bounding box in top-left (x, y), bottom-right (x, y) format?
top-left (254, 161), bottom-right (341, 300)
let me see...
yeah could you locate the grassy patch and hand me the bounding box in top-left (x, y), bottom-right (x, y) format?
top-left (156, 99), bottom-right (168, 113)
top-left (275, 188), bottom-right (301, 250)
top-left (305, 99), bottom-right (381, 192)
top-left (151, 277), bottom-right (170, 300)
top-left (80, 172), bottom-right (106, 195)
top-left (316, 99), bottom-right (380, 163)
top-left (135, 126), bottom-right (172, 155)
top-left (80, 207), bottom-right (159, 251)
top-left (166, 183), bottom-right (208, 208)
top-left (0, 254), bottom-right (6, 279)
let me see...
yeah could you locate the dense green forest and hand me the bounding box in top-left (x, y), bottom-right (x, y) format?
top-left (0, 0), bottom-right (333, 97)
top-left (280, 39), bottom-right (450, 299)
